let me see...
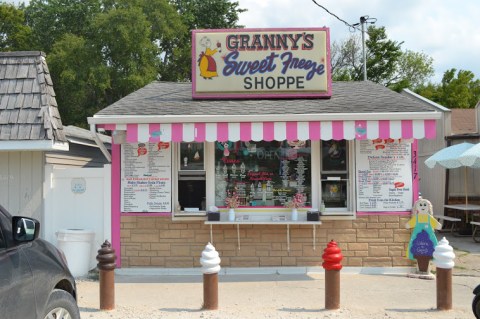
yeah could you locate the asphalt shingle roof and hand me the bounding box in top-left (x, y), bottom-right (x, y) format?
top-left (0, 51), bottom-right (66, 142)
top-left (94, 80), bottom-right (438, 118)
top-left (451, 109), bottom-right (478, 135)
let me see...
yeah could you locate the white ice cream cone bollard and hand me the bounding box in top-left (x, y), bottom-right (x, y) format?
top-left (200, 242), bottom-right (221, 310)
top-left (433, 237), bottom-right (455, 310)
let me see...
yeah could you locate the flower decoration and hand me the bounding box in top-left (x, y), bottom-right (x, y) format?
top-left (225, 191), bottom-right (239, 209)
top-left (285, 193), bottom-right (306, 209)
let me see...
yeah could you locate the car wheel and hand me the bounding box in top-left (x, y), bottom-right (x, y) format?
top-left (474, 294), bottom-right (480, 319)
top-left (44, 290), bottom-right (80, 319)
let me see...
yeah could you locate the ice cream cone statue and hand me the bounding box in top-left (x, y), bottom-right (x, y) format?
top-left (405, 197), bottom-right (442, 273)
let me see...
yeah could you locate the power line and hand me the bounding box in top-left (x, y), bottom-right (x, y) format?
top-left (353, 16), bottom-right (377, 81)
top-left (310, 1), bottom-right (377, 81)
top-left (311, 0), bottom-right (360, 32)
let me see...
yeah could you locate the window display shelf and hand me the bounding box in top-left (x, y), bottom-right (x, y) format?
top-left (205, 214), bottom-right (321, 251)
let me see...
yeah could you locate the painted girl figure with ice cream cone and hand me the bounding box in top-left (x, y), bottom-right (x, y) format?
top-left (405, 197), bottom-right (442, 273)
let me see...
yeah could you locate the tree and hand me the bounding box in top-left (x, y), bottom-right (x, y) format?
top-left (20, 0), bottom-right (246, 126)
top-left (91, 6), bottom-right (159, 101)
top-left (24, 0), bottom-right (102, 52)
top-left (365, 26), bottom-right (403, 85)
top-left (48, 34), bottom-right (110, 127)
top-left (0, 3), bottom-right (32, 51)
top-left (331, 26), bottom-right (434, 91)
top-left (415, 69), bottom-right (480, 108)
top-left (165, 0), bottom-right (246, 81)
top-left (441, 69), bottom-right (480, 108)
top-left (171, 0), bottom-right (246, 30)
top-left (331, 35), bottom-right (362, 81)
top-left (388, 50), bottom-right (434, 91)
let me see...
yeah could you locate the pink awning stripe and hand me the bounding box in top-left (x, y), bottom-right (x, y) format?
top-left (425, 119), bottom-right (436, 139)
top-left (194, 123), bottom-right (205, 142)
top-left (149, 123), bottom-right (160, 142)
top-left (240, 122), bottom-right (252, 141)
top-left (126, 124), bottom-right (138, 143)
top-left (401, 120), bottom-right (413, 139)
top-left (355, 120), bottom-right (367, 139)
top-left (217, 122), bottom-right (229, 142)
top-left (263, 122), bottom-right (274, 141)
top-left (101, 119), bottom-right (438, 143)
top-left (379, 120), bottom-right (390, 139)
top-left (309, 121), bottom-right (321, 140)
top-left (171, 123), bottom-right (183, 142)
top-left (332, 121), bottom-right (344, 140)
top-left (286, 122), bottom-right (298, 141)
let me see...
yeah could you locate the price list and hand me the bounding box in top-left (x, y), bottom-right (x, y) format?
top-left (356, 140), bottom-right (413, 212)
top-left (121, 142), bottom-right (172, 212)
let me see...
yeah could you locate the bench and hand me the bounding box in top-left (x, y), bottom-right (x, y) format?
top-left (434, 215), bottom-right (462, 233)
top-left (471, 221), bottom-right (480, 243)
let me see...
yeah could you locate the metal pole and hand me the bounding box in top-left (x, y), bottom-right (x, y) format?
top-left (361, 16), bottom-right (367, 81)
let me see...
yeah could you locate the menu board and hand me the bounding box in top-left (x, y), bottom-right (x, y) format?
top-left (356, 139), bottom-right (413, 212)
top-left (121, 142), bottom-right (172, 213)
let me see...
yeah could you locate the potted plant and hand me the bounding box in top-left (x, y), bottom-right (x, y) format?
top-left (285, 193), bottom-right (306, 221)
top-left (225, 191), bottom-right (239, 221)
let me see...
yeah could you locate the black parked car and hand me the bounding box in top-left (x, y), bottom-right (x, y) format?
top-left (474, 284), bottom-right (480, 319)
top-left (0, 205), bottom-right (80, 319)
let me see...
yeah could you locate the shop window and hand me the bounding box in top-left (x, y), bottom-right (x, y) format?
top-left (178, 143), bottom-right (206, 212)
top-left (320, 140), bottom-right (350, 214)
top-left (214, 141), bottom-right (312, 208)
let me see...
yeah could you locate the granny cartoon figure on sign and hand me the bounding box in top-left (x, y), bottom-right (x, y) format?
top-left (198, 36), bottom-right (221, 80)
top-left (405, 197), bottom-right (442, 273)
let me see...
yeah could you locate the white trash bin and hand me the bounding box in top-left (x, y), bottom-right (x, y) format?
top-left (56, 229), bottom-right (95, 277)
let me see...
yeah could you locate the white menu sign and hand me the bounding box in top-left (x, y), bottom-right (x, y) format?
top-left (356, 139), bottom-right (413, 212)
top-left (121, 142), bottom-right (172, 213)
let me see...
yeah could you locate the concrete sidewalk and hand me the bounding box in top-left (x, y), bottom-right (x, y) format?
top-left (77, 271), bottom-right (478, 319)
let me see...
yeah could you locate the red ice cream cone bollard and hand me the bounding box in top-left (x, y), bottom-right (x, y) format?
top-left (96, 240), bottom-right (116, 311)
top-left (322, 240), bottom-right (343, 310)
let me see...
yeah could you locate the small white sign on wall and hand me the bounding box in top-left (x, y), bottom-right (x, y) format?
top-left (71, 178), bottom-right (86, 194)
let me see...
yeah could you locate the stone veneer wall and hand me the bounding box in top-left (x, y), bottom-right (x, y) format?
top-left (120, 215), bottom-right (414, 268)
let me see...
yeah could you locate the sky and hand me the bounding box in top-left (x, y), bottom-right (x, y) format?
top-left (6, 0), bottom-right (479, 84)
top-left (236, 0), bottom-right (480, 84)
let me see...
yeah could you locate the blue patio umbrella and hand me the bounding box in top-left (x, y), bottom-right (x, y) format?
top-left (459, 142), bottom-right (480, 169)
top-left (424, 142), bottom-right (476, 205)
top-left (425, 142), bottom-right (475, 169)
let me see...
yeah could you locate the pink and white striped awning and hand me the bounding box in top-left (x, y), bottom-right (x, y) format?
top-left (98, 119), bottom-right (436, 143)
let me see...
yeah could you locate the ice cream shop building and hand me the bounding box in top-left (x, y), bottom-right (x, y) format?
top-left (88, 28), bottom-right (441, 269)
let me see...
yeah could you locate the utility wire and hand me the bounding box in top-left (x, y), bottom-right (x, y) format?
top-left (311, 0), bottom-right (360, 32)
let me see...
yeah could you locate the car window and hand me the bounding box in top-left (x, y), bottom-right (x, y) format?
top-left (0, 229), bottom-right (5, 249)
top-left (0, 222), bottom-right (5, 249)
top-left (0, 212), bottom-right (7, 249)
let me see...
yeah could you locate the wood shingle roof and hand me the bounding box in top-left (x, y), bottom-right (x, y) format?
top-left (0, 51), bottom-right (66, 143)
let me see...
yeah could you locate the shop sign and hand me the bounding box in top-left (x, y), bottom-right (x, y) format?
top-left (192, 28), bottom-right (331, 99)
top-left (71, 178), bottom-right (86, 194)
